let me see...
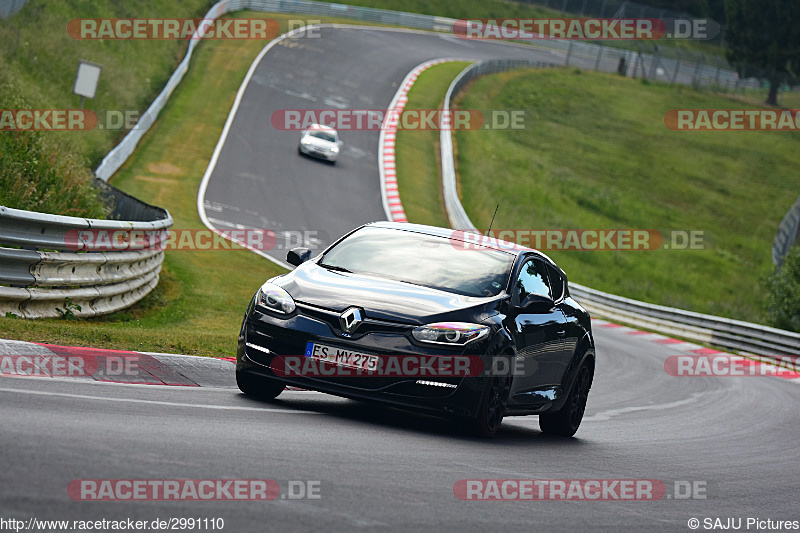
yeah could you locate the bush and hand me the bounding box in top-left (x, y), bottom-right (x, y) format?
top-left (764, 247), bottom-right (800, 332)
top-left (0, 82), bottom-right (112, 219)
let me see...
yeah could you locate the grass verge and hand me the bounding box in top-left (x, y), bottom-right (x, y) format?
top-left (0, 12), bottom-right (384, 356)
top-left (394, 61), bottom-right (471, 228)
top-left (451, 68), bottom-right (799, 323)
top-left (0, 0), bottom-right (215, 166)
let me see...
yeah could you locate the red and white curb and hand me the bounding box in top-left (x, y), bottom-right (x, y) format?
top-left (0, 339), bottom-right (312, 390)
top-left (591, 318), bottom-right (800, 383)
top-left (379, 58), bottom-right (464, 223)
top-left (0, 339), bottom-right (233, 387)
top-left (4, 320), bottom-right (797, 388)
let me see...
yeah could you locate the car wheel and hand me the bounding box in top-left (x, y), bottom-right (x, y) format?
top-left (539, 361), bottom-right (592, 437)
top-left (236, 370), bottom-right (285, 400)
top-left (466, 371), bottom-right (511, 438)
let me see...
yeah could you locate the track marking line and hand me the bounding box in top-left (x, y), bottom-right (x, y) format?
top-left (0, 386), bottom-right (321, 414)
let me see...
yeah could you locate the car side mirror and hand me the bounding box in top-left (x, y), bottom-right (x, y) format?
top-left (287, 247), bottom-right (311, 267)
top-left (518, 293), bottom-right (555, 313)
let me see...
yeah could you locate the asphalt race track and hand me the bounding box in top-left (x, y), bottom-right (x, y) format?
top-left (2, 324), bottom-right (798, 532)
top-left (200, 26), bottom-right (564, 259)
top-left (3, 26), bottom-right (798, 533)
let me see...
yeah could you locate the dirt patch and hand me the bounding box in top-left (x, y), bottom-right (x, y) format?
top-left (147, 162), bottom-right (183, 175)
top-left (134, 175), bottom-right (178, 184)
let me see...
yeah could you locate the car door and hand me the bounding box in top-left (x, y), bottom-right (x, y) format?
top-left (544, 261), bottom-right (579, 388)
top-left (506, 255), bottom-right (568, 404)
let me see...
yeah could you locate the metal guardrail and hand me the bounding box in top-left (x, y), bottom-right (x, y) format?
top-left (10, 0), bottom-right (770, 330)
top-left (569, 284), bottom-right (800, 356)
top-left (92, 0), bottom-right (760, 183)
top-left (440, 60), bottom-right (557, 232)
top-left (0, 184), bottom-right (172, 318)
top-left (93, 0), bottom-right (458, 181)
top-left (773, 196), bottom-right (800, 268)
top-left (94, 0), bottom-right (234, 181)
top-left (439, 59), bottom-right (800, 357)
top-left (0, 0), bottom-right (27, 19)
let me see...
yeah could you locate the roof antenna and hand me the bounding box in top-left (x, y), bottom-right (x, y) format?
top-left (486, 204), bottom-right (500, 236)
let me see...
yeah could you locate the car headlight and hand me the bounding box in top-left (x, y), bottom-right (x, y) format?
top-left (255, 283), bottom-right (296, 314)
top-left (330, 145), bottom-right (339, 153)
top-left (412, 322), bottom-right (489, 345)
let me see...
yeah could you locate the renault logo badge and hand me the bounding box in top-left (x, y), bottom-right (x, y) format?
top-left (339, 307), bottom-right (363, 335)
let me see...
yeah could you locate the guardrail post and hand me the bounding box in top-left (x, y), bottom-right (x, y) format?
top-left (671, 49), bottom-right (682, 84)
top-left (594, 42), bottom-right (604, 71)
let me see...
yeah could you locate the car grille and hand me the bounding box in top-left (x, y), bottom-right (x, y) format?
top-left (296, 302), bottom-right (413, 339)
top-left (244, 307), bottom-right (465, 393)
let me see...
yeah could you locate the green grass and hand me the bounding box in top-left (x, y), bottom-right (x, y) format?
top-left (0, 0), bottom-right (785, 350)
top-left (0, 12), bottom-right (369, 356)
top-left (0, 120), bottom-right (111, 218)
top-left (0, 0), bottom-right (216, 217)
top-left (450, 67), bottom-right (799, 323)
top-left (0, 0), bottom-right (216, 166)
top-left (395, 61), bottom-right (471, 228)
top-left (0, 6), bottom-right (398, 355)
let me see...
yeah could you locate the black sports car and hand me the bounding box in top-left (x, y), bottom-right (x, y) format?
top-left (236, 222), bottom-right (595, 437)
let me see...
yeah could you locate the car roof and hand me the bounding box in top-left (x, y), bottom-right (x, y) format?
top-left (306, 123), bottom-right (337, 133)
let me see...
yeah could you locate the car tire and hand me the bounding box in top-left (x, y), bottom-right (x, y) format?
top-left (465, 368), bottom-right (511, 438)
top-left (236, 370), bottom-right (285, 400)
top-left (539, 360), bottom-right (592, 437)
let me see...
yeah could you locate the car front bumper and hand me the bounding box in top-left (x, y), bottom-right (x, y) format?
top-left (299, 143), bottom-right (338, 161)
top-left (236, 304), bottom-right (489, 419)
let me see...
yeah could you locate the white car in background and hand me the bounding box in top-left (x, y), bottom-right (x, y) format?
top-left (298, 124), bottom-right (341, 163)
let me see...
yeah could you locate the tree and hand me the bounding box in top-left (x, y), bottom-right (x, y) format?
top-left (724, 0), bottom-right (800, 106)
top-left (764, 247), bottom-right (800, 332)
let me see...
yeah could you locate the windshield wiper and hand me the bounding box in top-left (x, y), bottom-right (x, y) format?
top-left (319, 263), bottom-right (352, 273)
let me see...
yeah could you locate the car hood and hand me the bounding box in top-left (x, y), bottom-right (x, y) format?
top-left (275, 262), bottom-right (501, 325)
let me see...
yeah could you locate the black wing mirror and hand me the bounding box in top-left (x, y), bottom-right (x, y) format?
top-left (286, 247), bottom-right (311, 267)
top-left (518, 293), bottom-right (555, 313)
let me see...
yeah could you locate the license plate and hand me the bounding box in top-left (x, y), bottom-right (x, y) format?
top-left (305, 342), bottom-right (379, 372)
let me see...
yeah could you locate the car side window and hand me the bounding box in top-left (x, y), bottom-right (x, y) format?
top-left (515, 258), bottom-right (552, 303)
top-left (546, 263), bottom-right (565, 302)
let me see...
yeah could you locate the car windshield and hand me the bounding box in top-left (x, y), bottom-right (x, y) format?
top-left (319, 226), bottom-right (514, 297)
top-left (309, 130), bottom-right (336, 143)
